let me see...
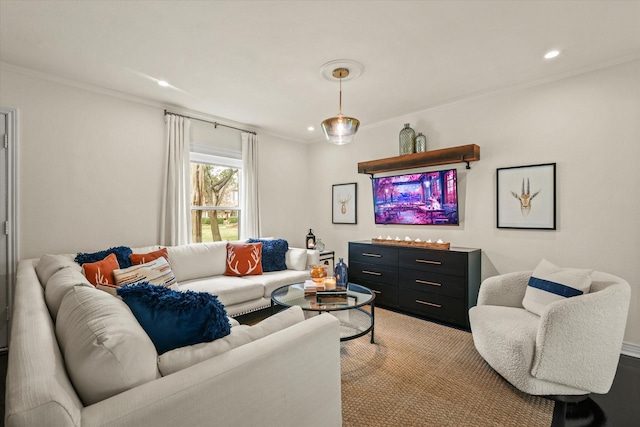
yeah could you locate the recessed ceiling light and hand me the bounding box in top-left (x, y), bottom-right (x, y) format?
top-left (308, 126), bottom-right (315, 131)
top-left (544, 50), bottom-right (560, 59)
top-left (157, 80), bottom-right (170, 87)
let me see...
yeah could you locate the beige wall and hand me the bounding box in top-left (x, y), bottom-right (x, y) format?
top-left (1, 70), bottom-right (165, 257)
top-left (0, 68), bottom-right (310, 259)
top-left (308, 60), bottom-right (640, 348)
top-left (257, 133), bottom-right (311, 248)
top-left (1, 60), bottom-right (638, 349)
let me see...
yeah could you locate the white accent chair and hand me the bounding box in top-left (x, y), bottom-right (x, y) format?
top-left (469, 270), bottom-right (630, 424)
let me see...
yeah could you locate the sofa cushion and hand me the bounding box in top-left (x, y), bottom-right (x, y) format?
top-left (179, 276), bottom-right (265, 307)
top-left (82, 253), bottom-right (120, 286)
top-left (286, 248), bottom-right (309, 271)
top-left (158, 306), bottom-right (305, 375)
top-left (56, 286), bottom-right (160, 406)
top-left (241, 269), bottom-right (313, 298)
top-left (35, 254), bottom-right (81, 287)
top-left (130, 245), bottom-right (163, 255)
top-left (248, 238), bottom-right (288, 272)
top-left (113, 257), bottom-right (177, 288)
top-left (522, 259), bottom-right (592, 316)
top-left (130, 247), bottom-right (169, 265)
top-left (225, 242), bottom-right (263, 277)
top-left (74, 246), bottom-right (133, 269)
top-left (117, 284), bottom-right (231, 354)
top-left (45, 267), bottom-right (93, 320)
top-left (166, 241), bottom-right (227, 282)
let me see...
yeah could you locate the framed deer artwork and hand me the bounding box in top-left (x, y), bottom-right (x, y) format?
top-left (332, 182), bottom-right (357, 224)
top-left (497, 163), bottom-right (556, 230)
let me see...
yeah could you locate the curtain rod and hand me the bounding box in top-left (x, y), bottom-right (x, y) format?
top-left (164, 110), bottom-right (257, 135)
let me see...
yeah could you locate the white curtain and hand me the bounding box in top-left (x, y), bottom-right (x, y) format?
top-left (161, 114), bottom-right (192, 246)
top-left (240, 132), bottom-right (260, 239)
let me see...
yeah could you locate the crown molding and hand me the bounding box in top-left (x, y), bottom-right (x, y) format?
top-left (358, 53), bottom-right (640, 135)
top-left (0, 61), bottom-right (277, 139)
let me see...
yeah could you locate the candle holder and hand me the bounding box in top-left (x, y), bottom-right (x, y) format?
top-left (324, 276), bottom-right (337, 291)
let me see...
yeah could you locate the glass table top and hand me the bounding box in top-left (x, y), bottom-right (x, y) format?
top-left (271, 282), bottom-right (374, 312)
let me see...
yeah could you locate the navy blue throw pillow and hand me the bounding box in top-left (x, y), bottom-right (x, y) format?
top-left (117, 283), bottom-right (231, 354)
top-left (247, 238), bottom-right (289, 272)
top-left (75, 246), bottom-right (133, 269)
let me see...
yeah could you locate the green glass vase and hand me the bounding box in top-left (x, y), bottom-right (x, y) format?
top-left (399, 123), bottom-right (415, 155)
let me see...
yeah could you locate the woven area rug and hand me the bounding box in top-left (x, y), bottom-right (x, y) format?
top-left (340, 308), bottom-right (553, 426)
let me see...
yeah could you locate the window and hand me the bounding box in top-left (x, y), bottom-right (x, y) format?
top-left (190, 152), bottom-right (241, 242)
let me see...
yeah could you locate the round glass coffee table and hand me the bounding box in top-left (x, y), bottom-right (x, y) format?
top-left (271, 282), bottom-right (375, 343)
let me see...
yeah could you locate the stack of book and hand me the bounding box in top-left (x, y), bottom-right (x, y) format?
top-left (303, 280), bottom-right (324, 295)
top-left (316, 286), bottom-right (348, 304)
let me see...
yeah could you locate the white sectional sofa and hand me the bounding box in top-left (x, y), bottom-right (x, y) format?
top-left (162, 241), bottom-right (321, 316)
top-left (5, 242), bottom-right (342, 427)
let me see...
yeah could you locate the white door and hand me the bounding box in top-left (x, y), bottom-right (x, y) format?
top-left (0, 112), bottom-right (8, 349)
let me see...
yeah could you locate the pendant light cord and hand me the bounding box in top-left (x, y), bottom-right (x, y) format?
top-left (338, 76), bottom-right (343, 116)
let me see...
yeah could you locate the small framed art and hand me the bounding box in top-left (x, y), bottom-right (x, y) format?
top-left (497, 163), bottom-right (556, 230)
top-left (332, 183), bottom-right (357, 224)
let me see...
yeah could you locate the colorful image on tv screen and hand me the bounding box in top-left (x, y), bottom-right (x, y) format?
top-left (372, 169), bottom-right (458, 225)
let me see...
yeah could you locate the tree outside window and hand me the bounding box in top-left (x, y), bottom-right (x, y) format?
top-left (190, 162), bottom-right (240, 242)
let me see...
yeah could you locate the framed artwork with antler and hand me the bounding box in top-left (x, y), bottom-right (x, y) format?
top-left (332, 182), bottom-right (357, 224)
top-left (497, 163), bottom-right (556, 230)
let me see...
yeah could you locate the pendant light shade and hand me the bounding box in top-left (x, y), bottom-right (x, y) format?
top-left (321, 115), bottom-right (360, 145)
top-left (321, 68), bottom-right (360, 145)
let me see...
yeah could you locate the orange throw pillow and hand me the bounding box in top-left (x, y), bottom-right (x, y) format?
top-left (130, 248), bottom-right (169, 265)
top-left (82, 253), bottom-right (120, 286)
top-left (225, 242), bottom-right (263, 277)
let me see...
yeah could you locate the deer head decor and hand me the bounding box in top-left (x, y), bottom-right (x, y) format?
top-left (337, 193), bottom-right (351, 214)
top-left (511, 178), bottom-right (540, 217)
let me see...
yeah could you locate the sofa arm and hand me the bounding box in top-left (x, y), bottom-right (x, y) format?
top-left (532, 281), bottom-right (631, 394)
top-left (477, 271), bottom-right (531, 308)
top-left (306, 249), bottom-right (320, 266)
top-left (82, 314), bottom-right (342, 427)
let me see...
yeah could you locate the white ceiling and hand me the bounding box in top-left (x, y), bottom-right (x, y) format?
top-left (1, 1), bottom-right (639, 142)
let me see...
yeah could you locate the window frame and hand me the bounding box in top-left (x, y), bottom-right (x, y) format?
top-left (189, 151), bottom-right (242, 242)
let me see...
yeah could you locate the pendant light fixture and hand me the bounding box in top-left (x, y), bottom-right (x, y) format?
top-left (321, 67), bottom-right (360, 145)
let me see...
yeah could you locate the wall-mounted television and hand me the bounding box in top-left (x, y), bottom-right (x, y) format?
top-left (372, 169), bottom-right (459, 225)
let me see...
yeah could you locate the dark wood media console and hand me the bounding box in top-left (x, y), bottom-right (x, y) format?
top-left (348, 241), bottom-right (481, 329)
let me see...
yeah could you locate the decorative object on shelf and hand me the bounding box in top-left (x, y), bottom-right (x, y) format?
top-left (335, 258), bottom-right (349, 287)
top-left (321, 67), bottom-right (360, 145)
top-left (415, 132), bottom-right (427, 152)
top-left (358, 144), bottom-right (480, 174)
top-left (399, 123), bottom-right (416, 155)
top-left (309, 264), bottom-right (327, 284)
top-left (332, 183), bottom-right (357, 224)
top-left (315, 238), bottom-right (326, 252)
top-left (371, 237), bottom-right (451, 250)
top-left (496, 163), bottom-right (556, 230)
top-left (306, 229), bottom-right (316, 249)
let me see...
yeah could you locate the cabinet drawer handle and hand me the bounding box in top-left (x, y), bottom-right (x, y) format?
top-left (416, 259), bottom-right (441, 265)
top-left (416, 300), bottom-right (441, 308)
top-left (363, 253), bottom-right (382, 258)
top-left (362, 270), bottom-right (382, 276)
top-left (416, 279), bottom-right (441, 287)
top-left (372, 290), bottom-right (382, 294)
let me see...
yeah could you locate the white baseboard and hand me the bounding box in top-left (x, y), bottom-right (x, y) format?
top-left (621, 341), bottom-right (640, 358)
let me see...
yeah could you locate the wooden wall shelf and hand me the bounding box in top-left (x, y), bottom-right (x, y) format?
top-left (357, 144), bottom-right (480, 175)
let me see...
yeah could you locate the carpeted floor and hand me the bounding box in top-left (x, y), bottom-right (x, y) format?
top-left (340, 308), bottom-right (554, 426)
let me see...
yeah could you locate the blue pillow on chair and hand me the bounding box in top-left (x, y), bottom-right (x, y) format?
top-left (117, 283), bottom-right (231, 354)
top-left (75, 246), bottom-right (133, 269)
top-left (247, 238), bottom-right (289, 272)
